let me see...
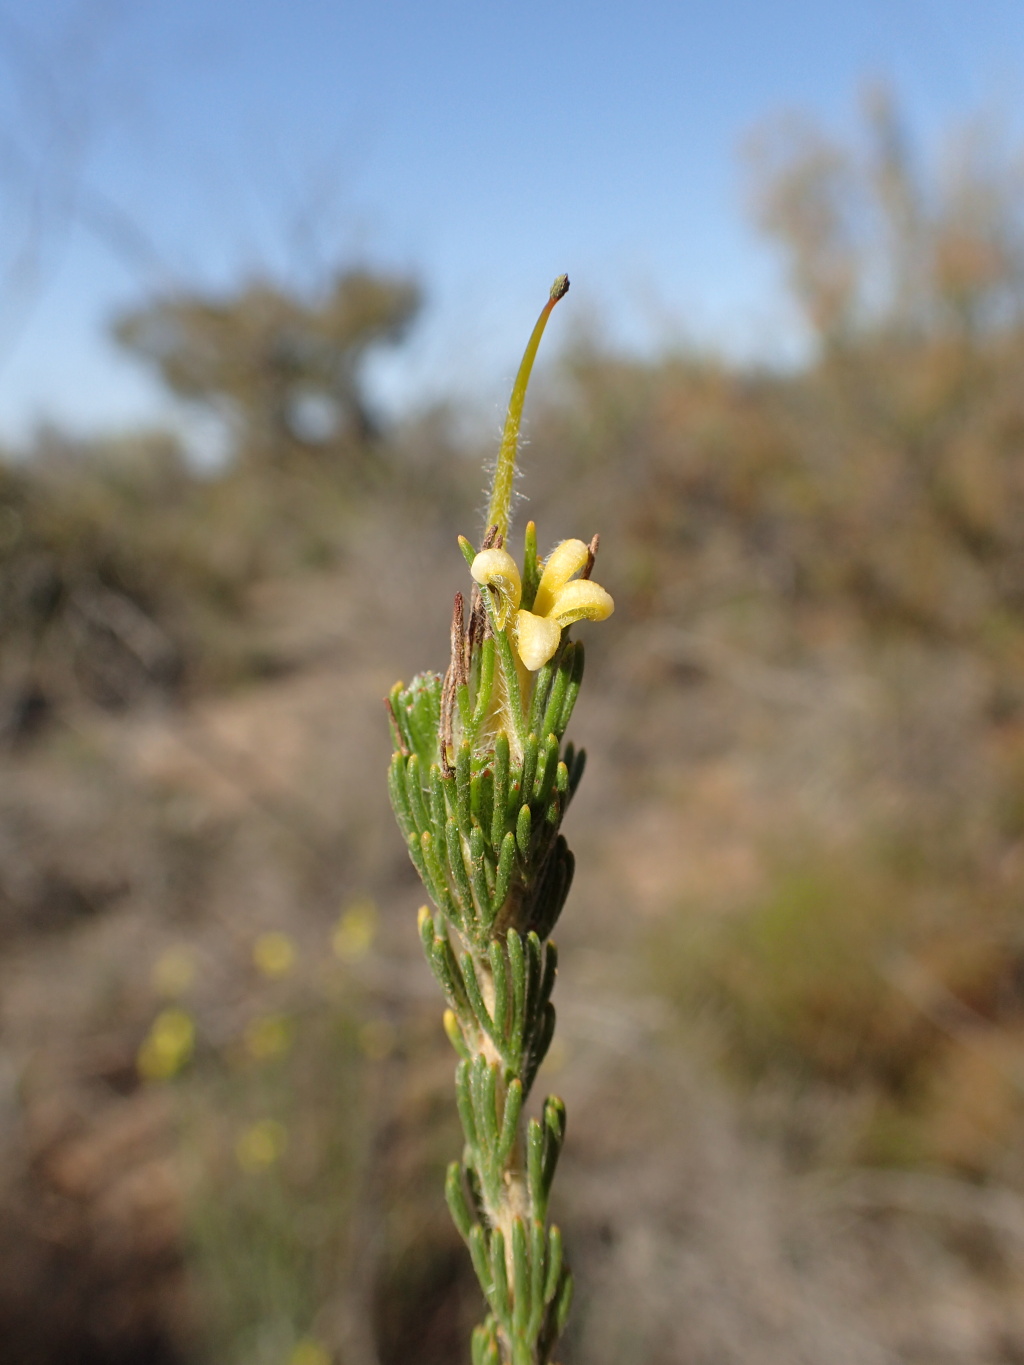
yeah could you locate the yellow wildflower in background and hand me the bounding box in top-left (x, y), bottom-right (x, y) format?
top-left (244, 1012), bottom-right (295, 1061)
top-left (137, 1007), bottom-right (195, 1081)
top-left (235, 1118), bottom-right (287, 1172)
top-left (332, 898), bottom-right (377, 962)
top-left (287, 1340), bottom-right (331, 1365)
top-left (252, 930), bottom-right (296, 978)
top-left (151, 945), bottom-right (196, 998)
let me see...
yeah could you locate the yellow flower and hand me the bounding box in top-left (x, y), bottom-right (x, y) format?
top-left (244, 1013), bottom-right (295, 1061)
top-left (469, 547), bottom-right (522, 629)
top-left (473, 539), bottom-right (613, 672)
top-left (151, 946), bottom-right (196, 998)
top-left (235, 1118), bottom-right (288, 1172)
top-left (137, 1007), bottom-right (195, 1081)
top-left (252, 931), bottom-right (296, 978)
top-left (333, 899), bottom-right (377, 962)
top-left (288, 1341), bottom-right (331, 1365)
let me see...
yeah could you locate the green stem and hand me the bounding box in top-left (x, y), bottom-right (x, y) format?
top-left (485, 275), bottom-right (569, 543)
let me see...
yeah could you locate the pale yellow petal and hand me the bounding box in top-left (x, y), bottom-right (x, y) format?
top-left (514, 609), bottom-right (562, 671)
top-left (470, 548), bottom-right (522, 628)
top-left (533, 539), bottom-right (590, 617)
top-left (549, 579), bottom-right (615, 627)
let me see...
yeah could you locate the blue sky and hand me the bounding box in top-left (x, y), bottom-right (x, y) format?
top-left (1, 0), bottom-right (1023, 445)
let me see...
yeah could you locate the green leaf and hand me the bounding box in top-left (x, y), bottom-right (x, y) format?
top-left (458, 534), bottom-right (477, 569)
top-left (528, 1218), bottom-right (547, 1340)
top-left (406, 831), bottom-right (436, 904)
top-left (445, 816), bottom-right (475, 926)
top-left (428, 762), bottom-right (447, 833)
top-left (404, 754), bottom-right (430, 834)
top-left (554, 1267), bottom-right (574, 1335)
top-left (540, 644), bottom-right (573, 742)
top-left (468, 825), bottom-right (492, 929)
top-left (475, 769), bottom-right (495, 840)
top-left (531, 837), bottom-right (574, 939)
top-left (498, 1077), bottom-right (523, 1166)
top-left (460, 952), bottom-right (497, 1047)
top-left (526, 1117), bottom-right (545, 1221)
top-left (418, 907), bottom-right (435, 953)
top-left (522, 520), bottom-right (540, 611)
top-left (557, 641), bottom-right (585, 736)
top-left (451, 746), bottom-right (470, 839)
top-left (402, 671), bottom-right (442, 766)
top-left (471, 635), bottom-right (496, 733)
top-left (472, 1056), bottom-right (500, 1155)
top-left (527, 654), bottom-right (557, 736)
top-left (544, 1226), bottom-right (563, 1305)
top-left (387, 681), bottom-right (409, 751)
top-left (489, 1228), bottom-right (511, 1329)
top-left (456, 1060), bottom-right (478, 1149)
top-left (472, 1319), bottom-right (501, 1365)
top-left (457, 679), bottom-right (472, 731)
top-left (493, 625), bottom-right (527, 753)
top-left (516, 803), bottom-right (532, 857)
top-left (523, 932), bottom-right (544, 1039)
top-left (489, 939), bottom-right (509, 1040)
top-left (491, 732), bottom-right (510, 850)
top-left (525, 1002), bottom-right (556, 1092)
top-left (421, 831), bottom-right (458, 922)
top-left (520, 734), bottom-right (539, 813)
top-left (511, 1216), bottom-right (531, 1337)
top-left (429, 934), bottom-right (471, 1018)
top-left (387, 753), bottom-right (416, 840)
top-left (539, 940), bottom-right (558, 1014)
top-left (469, 1224), bottom-right (493, 1302)
top-left (493, 831), bottom-right (516, 918)
top-left (533, 733), bottom-right (559, 807)
top-left (542, 1095), bottom-right (566, 1195)
top-left (508, 928), bottom-right (527, 1061)
top-left (446, 1161), bottom-right (475, 1240)
top-left (443, 1007), bottom-right (471, 1059)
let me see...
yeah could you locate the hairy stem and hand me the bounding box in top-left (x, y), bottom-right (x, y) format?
top-left (485, 275), bottom-right (570, 543)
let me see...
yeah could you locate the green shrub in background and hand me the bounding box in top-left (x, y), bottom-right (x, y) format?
top-left (656, 832), bottom-right (1024, 1176)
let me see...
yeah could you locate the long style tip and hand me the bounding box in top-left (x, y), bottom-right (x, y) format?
top-left (485, 278), bottom-right (570, 542)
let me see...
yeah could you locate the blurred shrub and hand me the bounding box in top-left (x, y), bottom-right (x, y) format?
top-left (114, 267), bottom-right (422, 471)
top-left (653, 832), bottom-right (1024, 1176)
top-left (0, 430), bottom-right (242, 731)
top-left (0, 264), bottom-right (439, 737)
top-left (673, 849), bottom-right (930, 1088)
